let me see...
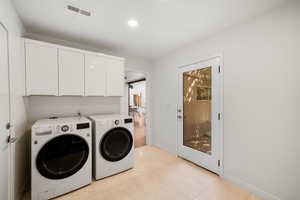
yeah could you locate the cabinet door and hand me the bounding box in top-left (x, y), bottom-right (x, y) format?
top-left (25, 42), bottom-right (58, 95)
top-left (59, 49), bottom-right (84, 96)
top-left (85, 54), bottom-right (106, 96)
top-left (106, 59), bottom-right (124, 96)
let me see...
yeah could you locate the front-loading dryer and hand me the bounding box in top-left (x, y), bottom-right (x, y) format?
top-left (89, 114), bottom-right (134, 180)
top-left (31, 116), bottom-right (92, 200)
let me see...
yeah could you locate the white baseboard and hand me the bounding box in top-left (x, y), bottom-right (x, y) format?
top-left (220, 173), bottom-right (280, 200)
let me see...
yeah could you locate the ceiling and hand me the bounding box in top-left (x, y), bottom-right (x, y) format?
top-left (13, 0), bottom-right (289, 60)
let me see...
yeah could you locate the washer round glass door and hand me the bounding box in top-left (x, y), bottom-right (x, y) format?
top-left (100, 127), bottom-right (133, 162)
top-left (36, 134), bottom-right (89, 180)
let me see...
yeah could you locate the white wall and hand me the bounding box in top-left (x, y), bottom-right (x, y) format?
top-left (27, 96), bottom-right (120, 124)
top-left (0, 0), bottom-right (27, 199)
top-left (151, 2), bottom-right (300, 200)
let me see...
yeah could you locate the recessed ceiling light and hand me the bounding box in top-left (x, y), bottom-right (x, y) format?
top-left (127, 19), bottom-right (139, 28)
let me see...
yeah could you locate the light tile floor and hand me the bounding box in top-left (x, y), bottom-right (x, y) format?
top-left (24, 146), bottom-right (260, 200)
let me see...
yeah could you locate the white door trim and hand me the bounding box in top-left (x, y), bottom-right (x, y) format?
top-left (0, 21), bottom-right (14, 200)
top-left (177, 54), bottom-right (224, 175)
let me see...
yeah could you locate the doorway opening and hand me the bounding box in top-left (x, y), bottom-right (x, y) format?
top-left (126, 71), bottom-right (147, 148)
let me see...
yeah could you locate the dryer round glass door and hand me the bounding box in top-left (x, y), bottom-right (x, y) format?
top-left (100, 127), bottom-right (133, 162)
top-left (36, 134), bottom-right (89, 179)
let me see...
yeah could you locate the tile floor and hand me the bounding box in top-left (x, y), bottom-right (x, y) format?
top-left (24, 146), bottom-right (260, 200)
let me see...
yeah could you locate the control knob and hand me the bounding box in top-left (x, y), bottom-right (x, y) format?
top-left (61, 125), bottom-right (69, 132)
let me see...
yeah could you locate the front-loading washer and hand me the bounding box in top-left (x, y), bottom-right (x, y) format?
top-left (31, 116), bottom-right (92, 200)
top-left (89, 114), bottom-right (134, 180)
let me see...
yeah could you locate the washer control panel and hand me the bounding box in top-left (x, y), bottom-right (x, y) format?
top-left (77, 123), bottom-right (90, 130)
top-left (57, 124), bottom-right (73, 134)
top-left (61, 125), bottom-right (69, 132)
top-left (124, 118), bottom-right (133, 124)
top-left (114, 120), bottom-right (120, 126)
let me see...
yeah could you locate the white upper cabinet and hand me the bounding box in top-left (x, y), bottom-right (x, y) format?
top-left (25, 41), bottom-right (58, 95)
top-left (24, 39), bottom-right (124, 96)
top-left (59, 49), bottom-right (84, 96)
top-left (85, 54), bottom-right (106, 96)
top-left (106, 58), bottom-right (124, 96)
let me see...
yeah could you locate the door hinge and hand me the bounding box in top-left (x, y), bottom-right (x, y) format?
top-left (218, 66), bottom-right (221, 73)
top-left (218, 160), bottom-right (220, 167)
top-left (218, 113), bottom-right (221, 120)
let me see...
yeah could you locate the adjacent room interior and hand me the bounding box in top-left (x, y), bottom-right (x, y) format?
top-left (127, 72), bottom-right (147, 148)
top-left (0, 0), bottom-right (299, 200)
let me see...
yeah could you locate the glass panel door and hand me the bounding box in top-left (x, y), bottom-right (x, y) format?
top-left (177, 57), bottom-right (221, 174)
top-left (183, 67), bottom-right (212, 155)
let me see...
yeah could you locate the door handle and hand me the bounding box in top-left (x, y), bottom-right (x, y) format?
top-left (6, 122), bottom-right (11, 130)
top-left (7, 135), bottom-right (17, 144)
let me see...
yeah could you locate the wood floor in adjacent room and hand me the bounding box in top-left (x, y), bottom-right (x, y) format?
top-left (24, 146), bottom-right (260, 200)
top-left (134, 113), bottom-right (147, 148)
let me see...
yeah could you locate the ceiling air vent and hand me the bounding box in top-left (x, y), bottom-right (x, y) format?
top-left (67, 5), bottom-right (91, 16)
top-left (67, 5), bottom-right (79, 13)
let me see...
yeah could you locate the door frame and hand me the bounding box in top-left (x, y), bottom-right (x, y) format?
top-left (0, 21), bottom-right (13, 200)
top-left (177, 54), bottom-right (224, 175)
top-left (123, 68), bottom-right (152, 145)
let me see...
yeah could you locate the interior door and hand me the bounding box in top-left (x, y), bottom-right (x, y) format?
top-left (178, 57), bottom-right (222, 174)
top-left (0, 23), bottom-right (11, 200)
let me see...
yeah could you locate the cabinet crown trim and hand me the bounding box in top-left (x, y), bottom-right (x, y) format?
top-left (24, 38), bottom-right (125, 61)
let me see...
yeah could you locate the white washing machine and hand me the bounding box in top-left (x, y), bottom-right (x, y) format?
top-left (89, 114), bottom-right (134, 180)
top-left (31, 117), bottom-right (92, 200)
